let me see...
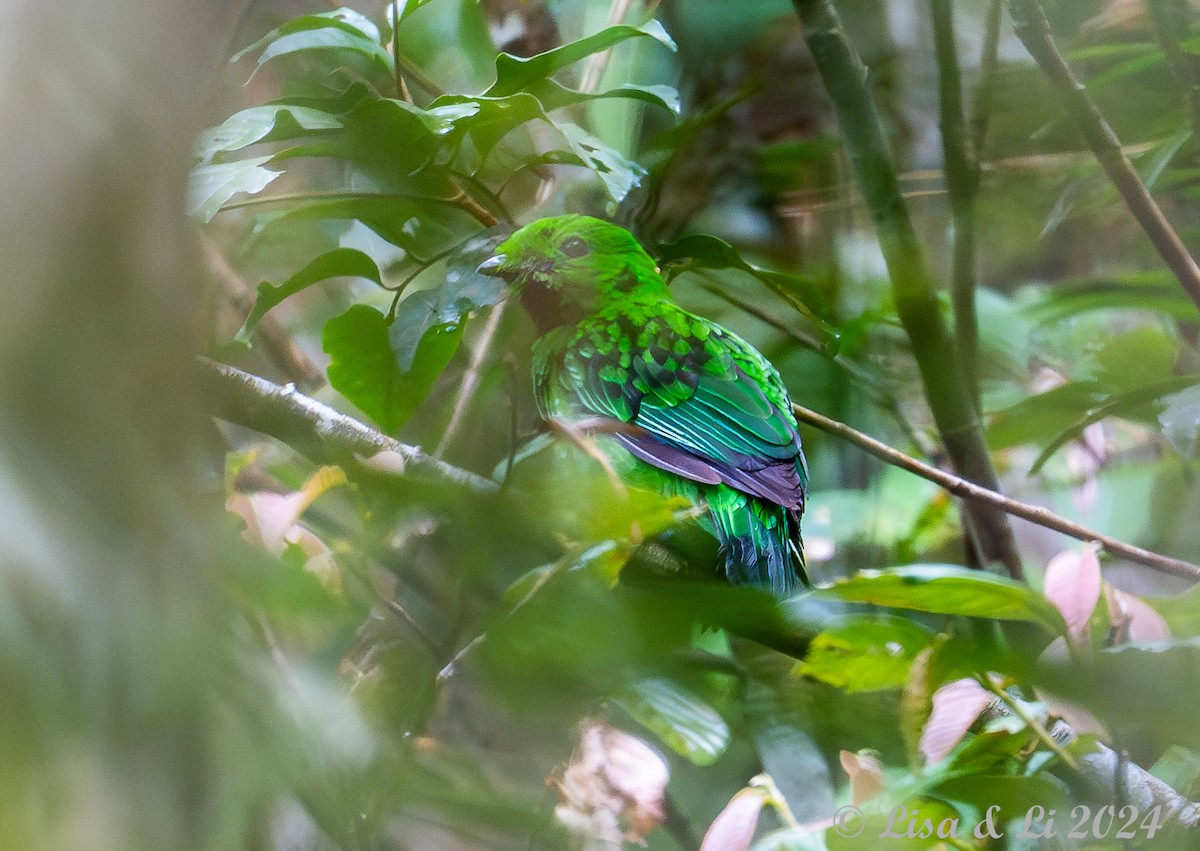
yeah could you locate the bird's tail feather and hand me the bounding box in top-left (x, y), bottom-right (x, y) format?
top-left (707, 491), bottom-right (806, 597)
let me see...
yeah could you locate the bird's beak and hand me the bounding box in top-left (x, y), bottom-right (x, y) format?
top-left (476, 254), bottom-right (507, 277)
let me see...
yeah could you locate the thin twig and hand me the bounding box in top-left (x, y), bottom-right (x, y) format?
top-left (792, 402), bottom-right (1200, 580)
top-left (435, 301), bottom-right (508, 457)
top-left (202, 358), bottom-right (498, 494)
top-left (1007, 0), bottom-right (1200, 313)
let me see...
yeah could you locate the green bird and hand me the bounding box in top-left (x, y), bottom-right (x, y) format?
top-left (479, 215), bottom-right (808, 596)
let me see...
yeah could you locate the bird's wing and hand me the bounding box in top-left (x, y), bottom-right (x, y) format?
top-left (558, 309), bottom-right (808, 510)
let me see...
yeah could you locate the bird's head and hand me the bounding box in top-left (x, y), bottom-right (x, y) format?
top-left (478, 214), bottom-right (668, 330)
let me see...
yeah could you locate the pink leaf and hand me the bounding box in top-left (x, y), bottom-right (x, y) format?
top-left (1043, 544), bottom-right (1102, 640)
top-left (920, 678), bottom-right (992, 764)
top-left (700, 787), bottom-right (767, 851)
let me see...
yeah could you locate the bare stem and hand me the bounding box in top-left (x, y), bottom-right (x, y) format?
top-left (792, 402), bottom-right (1200, 581)
top-left (1007, 0), bottom-right (1200, 313)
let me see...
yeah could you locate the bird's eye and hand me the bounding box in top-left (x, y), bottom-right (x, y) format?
top-left (560, 236), bottom-right (590, 259)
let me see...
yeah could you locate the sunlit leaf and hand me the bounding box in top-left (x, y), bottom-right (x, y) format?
top-left (558, 122), bottom-right (646, 204)
top-left (527, 78), bottom-right (681, 115)
top-left (234, 8), bottom-right (382, 62)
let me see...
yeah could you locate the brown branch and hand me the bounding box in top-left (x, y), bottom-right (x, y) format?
top-left (202, 358), bottom-right (499, 495)
top-left (1007, 0), bottom-right (1200, 313)
top-left (792, 403), bottom-right (1200, 581)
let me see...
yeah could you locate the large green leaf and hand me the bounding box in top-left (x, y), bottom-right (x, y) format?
top-left (621, 677), bottom-right (730, 766)
top-left (811, 566), bottom-right (1068, 635)
top-left (323, 304), bottom-right (463, 433)
top-left (485, 20), bottom-right (676, 97)
top-left (187, 156), bottom-right (281, 222)
top-left (236, 249), bottom-right (383, 344)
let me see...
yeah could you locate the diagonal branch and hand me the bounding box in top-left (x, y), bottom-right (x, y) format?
top-left (792, 403), bottom-right (1200, 581)
top-left (1007, 0), bottom-right (1200, 313)
top-left (201, 358), bottom-right (498, 495)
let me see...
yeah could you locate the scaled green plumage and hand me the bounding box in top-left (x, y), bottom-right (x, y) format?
top-left (480, 215), bottom-right (808, 596)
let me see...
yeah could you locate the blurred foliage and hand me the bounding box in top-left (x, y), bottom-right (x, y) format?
top-left (11, 0), bottom-right (1200, 848)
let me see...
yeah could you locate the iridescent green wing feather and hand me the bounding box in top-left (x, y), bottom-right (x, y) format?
top-left (552, 302), bottom-right (808, 512)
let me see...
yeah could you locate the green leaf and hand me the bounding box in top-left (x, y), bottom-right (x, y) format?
top-left (622, 677), bottom-right (730, 766)
top-left (387, 230), bottom-right (506, 371)
top-left (187, 156), bottom-right (281, 222)
top-left (798, 615), bottom-right (935, 692)
top-left (322, 304), bottom-right (463, 433)
top-left (236, 249), bottom-right (383, 344)
top-left (658, 233), bottom-right (835, 336)
top-left (485, 20), bottom-right (676, 98)
top-left (810, 566), bottom-right (1068, 635)
top-left (195, 105), bottom-right (343, 162)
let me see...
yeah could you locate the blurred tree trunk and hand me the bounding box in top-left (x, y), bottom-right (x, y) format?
top-left (0, 2), bottom-right (287, 848)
